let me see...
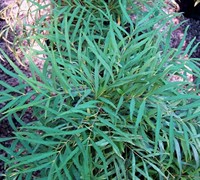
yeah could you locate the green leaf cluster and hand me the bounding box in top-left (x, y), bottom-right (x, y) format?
top-left (0, 0), bottom-right (200, 179)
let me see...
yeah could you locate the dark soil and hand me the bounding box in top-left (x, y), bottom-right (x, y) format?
top-left (171, 17), bottom-right (200, 58)
top-left (0, 1), bottom-right (35, 176)
top-left (0, 1), bottom-right (200, 177)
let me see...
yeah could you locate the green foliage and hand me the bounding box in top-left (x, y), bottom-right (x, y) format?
top-left (0, 0), bottom-right (200, 179)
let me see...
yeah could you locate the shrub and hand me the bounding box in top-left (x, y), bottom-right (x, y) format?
top-left (0, 0), bottom-right (200, 179)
